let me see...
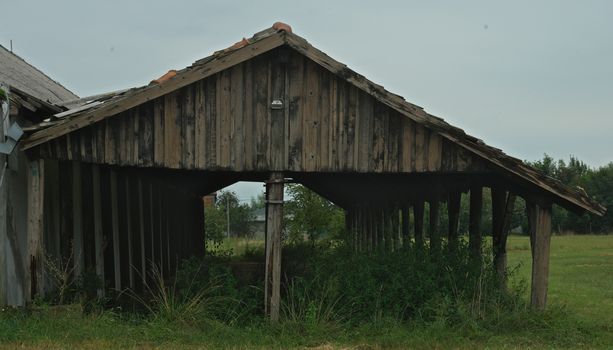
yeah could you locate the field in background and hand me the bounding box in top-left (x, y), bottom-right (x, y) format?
top-left (506, 235), bottom-right (613, 324)
top-left (1, 235), bottom-right (612, 349)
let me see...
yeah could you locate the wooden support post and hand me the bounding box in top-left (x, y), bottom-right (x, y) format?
top-left (26, 159), bottom-right (45, 302)
top-left (528, 202), bottom-right (552, 309)
top-left (391, 205), bottom-right (400, 251)
top-left (264, 172), bottom-right (284, 321)
top-left (72, 162), bottom-right (84, 279)
top-left (158, 187), bottom-right (164, 277)
top-left (413, 201), bottom-right (424, 249)
top-left (468, 187), bottom-right (483, 259)
top-left (401, 205), bottom-right (410, 248)
top-left (138, 178), bottom-right (146, 288)
top-left (92, 165), bottom-right (104, 297)
top-left (447, 192), bottom-right (461, 251)
top-left (125, 176), bottom-right (134, 290)
top-left (110, 169), bottom-right (121, 291)
top-left (149, 182), bottom-right (155, 273)
top-left (429, 200), bottom-right (440, 253)
top-left (492, 189), bottom-right (515, 280)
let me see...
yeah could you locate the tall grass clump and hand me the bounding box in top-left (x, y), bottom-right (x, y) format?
top-left (130, 262), bottom-right (236, 326)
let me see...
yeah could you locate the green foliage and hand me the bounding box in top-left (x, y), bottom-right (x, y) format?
top-left (285, 184), bottom-right (345, 242)
top-left (527, 154), bottom-right (613, 233)
top-left (206, 190), bottom-right (256, 242)
top-left (2, 236), bottom-right (613, 348)
top-left (130, 262), bottom-right (235, 326)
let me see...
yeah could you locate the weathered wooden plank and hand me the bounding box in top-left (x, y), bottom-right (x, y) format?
top-left (26, 159), bottom-right (45, 301)
top-left (253, 55), bottom-right (270, 170)
top-left (427, 132), bottom-right (442, 171)
top-left (194, 80), bottom-right (207, 168)
top-left (347, 85), bottom-right (359, 171)
top-left (303, 59), bottom-right (320, 171)
top-left (386, 109), bottom-right (400, 172)
top-left (131, 107), bottom-right (139, 165)
top-left (415, 125), bottom-right (426, 172)
top-left (243, 60), bottom-right (255, 171)
top-left (218, 70), bottom-right (232, 168)
top-left (371, 103), bottom-right (385, 172)
top-left (138, 103), bottom-right (154, 166)
top-left (204, 77), bottom-right (217, 168)
top-left (413, 201), bottom-right (424, 248)
top-left (230, 64), bottom-right (245, 170)
top-left (270, 49), bottom-right (287, 170)
top-left (287, 51), bottom-right (304, 171)
top-left (72, 162), bottom-right (84, 278)
top-left (110, 169), bottom-right (121, 290)
top-left (92, 165), bottom-right (104, 297)
top-left (153, 99), bottom-right (165, 166)
top-left (328, 78), bottom-right (339, 170)
top-left (318, 69), bottom-right (331, 171)
top-left (400, 116), bottom-right (413, 172)
top-left (125, 176), bottom-right (134, 289)
top-left (138, 178), bottom-right (146, 287)
top-left (182, 85), bottom-right (196, 169)
top-left (164, 92), bottom-right (181, 168)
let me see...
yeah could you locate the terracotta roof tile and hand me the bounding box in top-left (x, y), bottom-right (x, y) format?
top-left (150, 70), bottom-right (177, 85)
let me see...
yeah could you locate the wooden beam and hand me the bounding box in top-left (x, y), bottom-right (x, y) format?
top-left (492, 189), bottom-right (516, 280)
top-left (447, 192), bottom-right (461, 251)
top-left (125, 176), bottom-right (134, 289)
top-left (429, 200), bottom-right (440, 253)
top-left (138, 178), bottom-right (146, 288)
top-left (26, 159), bottom-right (45, 302)
top-left (264, 172), bottom-right (284, 321)
top-left (72, 162), bottom-right (84, 279)
top-left (468, 187), bottom-right (483, 259)
top-left (528, 203), bottom-right (552, 309)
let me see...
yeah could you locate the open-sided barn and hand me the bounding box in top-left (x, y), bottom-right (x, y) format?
top-left (1, 23), bottom-right (605, 319)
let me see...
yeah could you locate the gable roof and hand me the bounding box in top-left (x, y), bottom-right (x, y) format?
top-left (19, 24), bottom-right (606, 216)
top-left (0, 44), bottom-right (78, 105)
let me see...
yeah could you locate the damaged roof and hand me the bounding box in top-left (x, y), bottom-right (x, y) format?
top-left (0, 44), bottom-right (78, 105)
top-left (19, 23), bottom-right (606, 216)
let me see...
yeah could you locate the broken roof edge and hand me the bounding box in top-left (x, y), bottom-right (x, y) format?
top-left (18, 24), bottom-right (606, 216)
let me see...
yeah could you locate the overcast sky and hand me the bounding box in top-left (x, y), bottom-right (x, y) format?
top-left (3, 1), bottom-right (612, 200)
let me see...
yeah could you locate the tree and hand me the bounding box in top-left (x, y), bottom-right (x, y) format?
top-left (205, 190), bottom-right (255, 242)
top-left (284, 184), bottom-right (344, 243)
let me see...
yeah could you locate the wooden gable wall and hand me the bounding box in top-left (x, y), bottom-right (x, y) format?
top-left (37, 47), bottom-right (489, 174)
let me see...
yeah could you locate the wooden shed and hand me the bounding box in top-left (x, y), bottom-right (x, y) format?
top-left (10, 23), bottom-right (606, 318)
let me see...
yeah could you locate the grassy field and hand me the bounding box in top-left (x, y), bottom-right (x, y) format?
top-left (1, 235), bottom-right (612, 349)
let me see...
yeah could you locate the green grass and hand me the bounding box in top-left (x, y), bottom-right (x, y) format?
top-left (506, 235), bottom-right (613, 324)
top-left (1, 235), bottom-right (612, 349)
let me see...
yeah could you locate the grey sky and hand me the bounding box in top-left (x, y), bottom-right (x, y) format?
top-left (3, 1), bottom-right (612, 200)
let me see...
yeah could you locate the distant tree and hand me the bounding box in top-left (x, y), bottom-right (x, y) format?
top-left (205, 191), bottom-right (255, 241)
top-left (526, 155), bottom-right (613, 234)
top-left (284, 184), bottom-right (344, 243)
